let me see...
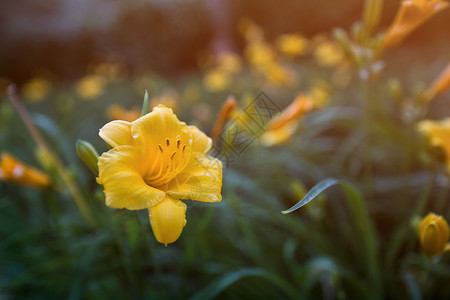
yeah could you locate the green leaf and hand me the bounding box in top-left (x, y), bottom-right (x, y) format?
top-left (141, 89), bottom-right (149, 116)
top-left (282, 178), bottom-right (382, 299)
top-left (282, 178), bottom-right (339, 214)
top-left (189, 268), bottom-right (298, 300)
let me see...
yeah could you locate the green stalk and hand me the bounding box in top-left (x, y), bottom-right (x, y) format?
top-left (6, 84), bottom-right (95, 226)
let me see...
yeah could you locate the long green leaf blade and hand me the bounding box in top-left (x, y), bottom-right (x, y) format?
top-left (282, 178), bottom-right (339, 214)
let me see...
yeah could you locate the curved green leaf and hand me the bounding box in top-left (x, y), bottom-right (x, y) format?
top-left (282, 178), bottom-right (383, 299)
top-left (189, 268), bottom-right (298, 300)
top-left (282, 178), bottom-right (339, 214)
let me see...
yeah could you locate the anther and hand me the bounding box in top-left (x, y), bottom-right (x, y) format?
top-left (158, 144), bottom-right (163, 152)
top-left (166, 138), bottom-right (170, 147)
top-left (177, 139), bottom-right (181, 148)
top-left (170, 151), bottom-right (176, 159)
top-left (182, 144), bottom-right (186, 152)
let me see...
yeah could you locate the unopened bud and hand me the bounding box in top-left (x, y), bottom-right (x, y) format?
top-left (419, 213), bottom-right (449, 256)
top-left (76, 139), bottom-right (99, 176)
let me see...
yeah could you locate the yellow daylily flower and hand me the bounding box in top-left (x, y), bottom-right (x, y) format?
top-left (417, 118), bottom-right (450, 169)
top-left (217, 52), bottom-right (242, 74)
top-left (0, 152), bottom-right (50, 189)
top-left (203, 69), bottom-right (231, 92)
top-left (314, 39), bottom-right (345, 67)
top-left (97, 105), bottom-right (223, 245)
top-left (75, 74), bottom-right (106, 100)
top-left (276, 34), bottom-right (309, 57)
top-left (426, 61), bottom-right (450, 102)
top-left (22, 77), bottom-right (52, 102)
top-left (149, 90), bottom-right (179, 113)
top-left (260, 95), bottom-right (314, 146)
top-left (419, 212), bottom-right (450, 256)
top-left (382, 0), bottom-right (449, 50)
top-left (107, 105), bottom-right (141, 122)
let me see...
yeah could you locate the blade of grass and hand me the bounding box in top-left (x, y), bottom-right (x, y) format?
top-left (189, 267), bottom-right (298, 300)
top-left (282, 178), bottom-right (382, 299)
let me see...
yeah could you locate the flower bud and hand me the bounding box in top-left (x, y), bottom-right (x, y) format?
top-left (419, 213), bottom-right (449, 256)
top-left (76, 139), bottom-right (99, 176)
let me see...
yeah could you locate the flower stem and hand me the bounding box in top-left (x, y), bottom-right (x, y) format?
top-left (6, 84), bottom-right (95, 226)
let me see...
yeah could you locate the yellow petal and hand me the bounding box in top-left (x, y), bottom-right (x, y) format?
top-left (260, 121), bottom-right (299, 147)
top-left (167, 152), bottom-right (222, 203)
top-left (189, 125), bottom-right (212, 153)
top-left (149, 195), bottom-right (187, 245)
top-left (427, 61), bottom-right (450, 101)
top-left (99, 120), bottom-right (134, 147)
top-left (382, 0), bottom-right (449, 50)
top-left (97, 145), bottom-right (165, 210)
top-left (132, 105), bottom-right (187, 147)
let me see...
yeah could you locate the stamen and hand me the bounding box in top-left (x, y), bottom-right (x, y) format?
top-left (166, 138), bottom-right (170, 147)
top-left (170, 151), bottom-right (176, 160)
top-left (158, 144), bottom-right (163, 153)
top-left (177, 139), bottom-right (180, 148)
top-left (182, 145), bottom-right (186, 152)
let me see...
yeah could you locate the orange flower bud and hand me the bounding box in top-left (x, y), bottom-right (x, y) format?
top-left (211, 96), bottom-right (238, 140)
top-left (0, 152), bottom-right (50, 189)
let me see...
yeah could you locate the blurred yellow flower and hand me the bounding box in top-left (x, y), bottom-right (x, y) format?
top-left (382, 0), bottom-right (449, 50)
top-left (417, 118), bottom-right (450, 169)
top-left (246, 41), bottom-right (276, 68)
top-left (260, 95), bottom-right (314, 146)
top-left (97, 105), bottom-right (222, 245)
top-left (419, 212), bottom-right (450, 256)
top-left (0, 152), bottom-right (50, 189)
top-left (107, 105), bottom-right (141, 122)
top-left (204, 69), bottom-right (231, 92)
top-left (314, 40), bottom-right (345, 67)
top-left (150, 90), bottom-right (179, 113)
top-left (75, 75), bottom-right (106, 100)
top-left (238, 18), bottom-right (264, 41)
top-left (426, 61), bottom-right (450, 102)
top-left (22, 77), bottom-right (52, 102)
top-left (276, 34), bottom-right (309, 57)
top-left (217, 52), bottom-right (242, 74)
top-left (307, 80), bottom-right (331, 108)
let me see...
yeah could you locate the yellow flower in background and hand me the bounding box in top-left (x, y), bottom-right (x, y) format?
top-left (97, 105), bottom-right (222, 245)
top-left (417, 118), bottom-right (450, 169)
top-left (75, 74), bottom-right (106, 100)
top-left (149, 90), bottom-right (179, 113)
top-left (314, 39), bottom-right (345, 67)
top-left (419, 212), bottom-right (450, 256)
top-left (217, 52), bottom-right (242, 74)
top-left (238, 17), bottom-right (264, 42)
top-left (382, 0), bottom-right (449, 50)
top-left (246, 41), bottom-right (276, 68)
top-left (260, 95), bottom-right (314, 146)
top-left (204, 69), bottom-right (231, 92)
top-left (426, 61), bottom-right (450, 102)
top-left (107, 105), bottom-right (141, 122)
top-left (276, 34), bottom-right (309, 57)
top-left (307, 80), bottom-right (331, 108)
top-left (22, 77), bottom-right (52, 102)
top-left (0, 152), bottom-right (50, 189)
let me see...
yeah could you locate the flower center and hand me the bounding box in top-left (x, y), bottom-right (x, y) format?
top-left (144, 134), bottom-right (191, 187)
